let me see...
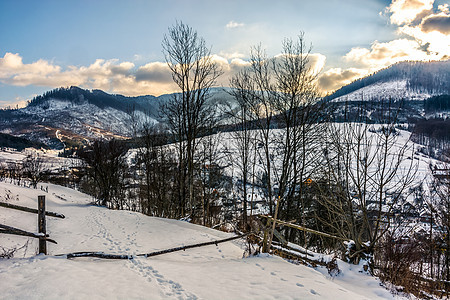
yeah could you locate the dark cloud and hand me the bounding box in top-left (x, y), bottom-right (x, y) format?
top-left (421, 15), bottom-right (450, 34)
top-left (418, 42), bottom-right (431, 54)
top-left (110, 65), bottom-right (132, 76)
top-left (135, 63), bottom-right (172, 83)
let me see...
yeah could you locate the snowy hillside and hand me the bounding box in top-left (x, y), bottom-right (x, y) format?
top-left (0, 87), bottom-right (235, 149)
top-left (327, 60), bottom-right (450, 102)
top-left (0, 181), bottom-right (405, 299)
top-left (331, 79), bottom-right (433, 102)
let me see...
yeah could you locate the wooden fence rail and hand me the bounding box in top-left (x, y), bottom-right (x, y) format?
top-left (259, 215), bottom-right (347, 241)
top-left (0, 224), bottom-right (57, 244)
top-left (59, 233), bottom-right (247, 259)
top-left (0, 201), bottom-right (65, 219)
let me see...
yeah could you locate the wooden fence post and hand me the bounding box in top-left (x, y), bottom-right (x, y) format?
top-left (267, 196), bottom-right (280, 252)
top-left (38, 195), bottom-right (47, 255)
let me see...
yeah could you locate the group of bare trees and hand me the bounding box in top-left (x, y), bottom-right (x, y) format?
top-left (228, 34), bottom-right (325, 234)
top-left (0, 152), bottom-right (47, 188)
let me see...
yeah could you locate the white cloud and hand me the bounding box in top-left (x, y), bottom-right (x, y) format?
top-left (226, 21), bottom-right (244, 29)
top-left (218, 51), bottom-right (246, 59)
top-left (0, 53), bottom-right (176, 96)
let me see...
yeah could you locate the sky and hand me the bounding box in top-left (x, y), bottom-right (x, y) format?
top-left (0, 0), bottom-right (449, 108)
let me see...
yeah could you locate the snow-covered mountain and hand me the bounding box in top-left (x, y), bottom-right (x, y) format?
top-left (0, 86), bottom-right (234, 149)
top-left (327, 60), bottom-right (450, 102)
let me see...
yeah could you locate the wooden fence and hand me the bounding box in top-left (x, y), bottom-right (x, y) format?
top-left (0, 195), bottom-right (64, 254)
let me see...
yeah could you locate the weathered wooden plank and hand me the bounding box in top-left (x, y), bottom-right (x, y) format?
top-left (61, 234), bottom-right (247, 260)
top-left (66, 252), bottom-right (131, 259)
top-left (0, 224), bottom-right (57, 244)
top-left (138, 233), bottom-right (247, 258)
top-left (0, 201), bottom-right (65, 219)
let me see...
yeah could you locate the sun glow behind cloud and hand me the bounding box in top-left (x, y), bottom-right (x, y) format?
top-left (318, 0), bottom-right (450, 94)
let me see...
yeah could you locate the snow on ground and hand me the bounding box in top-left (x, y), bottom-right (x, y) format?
top-left (0, 181), bottom-right (405, 299)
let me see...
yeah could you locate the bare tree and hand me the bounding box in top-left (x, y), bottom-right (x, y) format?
top-left (229, 45), bottom-right (277, 215)
top-left (22, 152), bottom-right (46, 188)
top-left (269, 34), bottom-right (325, 244)
top-left (161, 21), bottom-right (222, 217)
top-left (135, 122), bottom-right (179, 218)
top-left (79, 140), bottom-right (128, 208)
top-left (228, 71), bottom-right (258, 229)
top-left (316, 100), bottom-right (417, 266)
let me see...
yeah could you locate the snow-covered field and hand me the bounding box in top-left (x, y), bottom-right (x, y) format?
top-left (0, 181), bottom-right (406, 299)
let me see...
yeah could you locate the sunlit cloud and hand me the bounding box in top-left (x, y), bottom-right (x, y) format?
top-left (0, 51), bottom-right (329, 99)
top-left (387, 0), bottom-right (433, 25)
top-left (344, 39), bottom-right (438, 69)
top-left (272, 53), bottom-right (326, 76)
top-left (318, 68), bottom-right (368, 94)
top-left (0, 52), bottom-right (176, 96)
top-left (0, 52), bottom-right (62, 85)
top-left (341, 0), bottom-right (450, 81)
top-left (226, 21), bottom-right (244, 29)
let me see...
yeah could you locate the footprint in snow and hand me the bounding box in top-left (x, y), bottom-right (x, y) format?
top-left (310, 289), bottom-right (319, 295)
top-left (296, 283), bottom-right (304, 287)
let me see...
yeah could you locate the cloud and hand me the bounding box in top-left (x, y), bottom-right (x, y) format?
top-left (0, 50), bottom-right (331, 102)
top-left (135, 62), bottom-right (172, 83)
top-left (421, 14), bottom-right (450, 34)
top-left (0, 96), bottom-right (28, 109)
top-left (342, 0), bottom-right (450, 73)
top-left (218, 51), bottom-right (246, 59)
top-left (318, 68), bottom-right (368, 94)
top-left (306, 53), bottom-right (327, 74)
top-left (344, 39), bottom-right (437, 69)
top-left (0, 52), bottom-right (177, 96)
top-left (387, 0), bottom-right (433, 25)
top-left (272, 53), bottom-right (326, 74)
top-left (0, 53), bottom-right (61, 84)
top-left (226, 21), bottom-right (244, 29)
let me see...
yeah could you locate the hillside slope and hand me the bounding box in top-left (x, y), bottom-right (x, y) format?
top-left (327, 60), bottom-right (450, 102)
top-left (0, 182), bottom-right (403, 299)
